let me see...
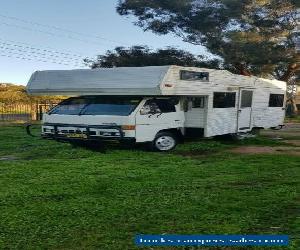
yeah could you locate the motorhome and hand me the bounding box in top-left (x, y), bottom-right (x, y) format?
top-left (26, 65), bottom-right (286, 151)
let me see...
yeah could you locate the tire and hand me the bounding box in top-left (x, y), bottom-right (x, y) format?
top-left (251, 128), bottom-right (261, 135)
top-left (151, 132), bottom-right (177, 152)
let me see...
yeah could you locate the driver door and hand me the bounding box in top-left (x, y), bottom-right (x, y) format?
top-left (135, 98), bottom-right (184, 142)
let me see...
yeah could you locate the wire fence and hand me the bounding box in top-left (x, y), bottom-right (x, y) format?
top-left (0, 101), bottom-right (59, 122)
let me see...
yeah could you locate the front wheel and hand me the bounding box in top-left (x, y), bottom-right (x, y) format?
top-left (151, 132), bottom-right (177, 151)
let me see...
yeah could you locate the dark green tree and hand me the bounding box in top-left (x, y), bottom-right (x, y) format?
top-left (116, 0), bottom-right (299, 82)
top-left (85, 45), bottom-right (220, 68)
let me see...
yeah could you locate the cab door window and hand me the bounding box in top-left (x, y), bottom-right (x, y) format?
top-left (140, 99), bottom-right (176, 115)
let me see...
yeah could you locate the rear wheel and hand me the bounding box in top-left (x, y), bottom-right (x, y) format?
top-left (251, 128), bottom-right (262, 135)
top-left (151, 132), bottom-right (177, 151)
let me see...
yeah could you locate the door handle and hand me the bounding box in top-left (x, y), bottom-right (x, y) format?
top-left (238, 110), bottom-right (242, 112)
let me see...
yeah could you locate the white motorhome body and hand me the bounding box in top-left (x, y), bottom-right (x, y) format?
top-left (27, 66), bottom-right (286, 151)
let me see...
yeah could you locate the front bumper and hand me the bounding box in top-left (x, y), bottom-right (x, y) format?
top-left (41, 123), bottom-right (134, 141)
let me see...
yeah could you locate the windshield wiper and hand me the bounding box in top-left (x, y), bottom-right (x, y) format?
top-left (78, 103), bottom-right (91, 115)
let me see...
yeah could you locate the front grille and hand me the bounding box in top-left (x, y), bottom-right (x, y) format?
top-left (42, 124), bottom-right (125, 139)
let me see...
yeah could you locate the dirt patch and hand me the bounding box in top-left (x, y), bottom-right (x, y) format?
top-left (283, 123), bottom-right (300, 129)
top-left (175, 150), bottom-right (214, 157)
top-left (283, 140), bottom-right (300, 147)
top-left (260, 123), bottom-right (300, 140)
top-left (236, 123), bottom-right (300, 155)
top-left (229, 146), bottom-right (300, 156)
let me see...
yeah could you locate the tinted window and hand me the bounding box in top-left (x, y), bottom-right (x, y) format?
top-left (49, 98), bottom-right (87, 115)
top-left (49, 96), bottom-right (141, 116)
top-left (241, 90), bottom-right (253, 108)
top-left (213, 92), bottom-right (236, 108)
top-left (83, 103), bottom-right (137, 116)
top-left (156, 99), bottom-right (176, 113)
top-left (191, 97), bottom-right (205, 108)
top-left (269, 94), bottom-right (284, 107)
top-left (180, 70), bottom-right (209, 81)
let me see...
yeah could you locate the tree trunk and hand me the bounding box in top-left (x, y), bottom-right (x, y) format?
top-left (280, 63), bottom-right (300, 82)
top-left (280, 63), bottom-right (300, 116)
top-left (234, 63), bottom-right (252, 76)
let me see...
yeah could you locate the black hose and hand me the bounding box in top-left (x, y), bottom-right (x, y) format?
top-left (25, 124), bottom-right (36, 137)
top-left (271, 125), bottom-right (284, 130)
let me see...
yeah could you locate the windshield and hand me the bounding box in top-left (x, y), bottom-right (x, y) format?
top-left (49, 96), bottom-right (142, 116)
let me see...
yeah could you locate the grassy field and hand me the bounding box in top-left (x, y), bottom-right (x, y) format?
top-left (0, 125), bottom-right (299, 249)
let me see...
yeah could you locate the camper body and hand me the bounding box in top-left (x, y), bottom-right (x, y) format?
top-left (27, 66), bottom-right (286, 151)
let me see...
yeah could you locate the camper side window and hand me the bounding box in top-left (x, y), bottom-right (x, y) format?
top-left (269, 94), bottom-right (284, 107)
top-left (191, 97), bottom-right (205, 108)
top-left (213, 92), bottom-right (236, 108)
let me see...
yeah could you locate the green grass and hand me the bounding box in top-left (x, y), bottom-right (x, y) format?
top-left (0, 126), bottom-right (299, 249)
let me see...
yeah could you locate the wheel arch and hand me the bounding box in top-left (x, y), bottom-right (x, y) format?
top-left (156, 128), bottom-right (184, 143)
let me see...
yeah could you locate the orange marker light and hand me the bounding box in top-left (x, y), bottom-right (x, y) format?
top-left (121, 125), bottom-right (136, 130)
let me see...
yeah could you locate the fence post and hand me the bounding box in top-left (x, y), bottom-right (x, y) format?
top-left (0, 101), bottom-right (59, 122)
top-left (30, 102), bottom-right (35, 121)
top-left (39, 105), bottom-right (43, 120)
top-left (0, 103), bottom-right (3, 121)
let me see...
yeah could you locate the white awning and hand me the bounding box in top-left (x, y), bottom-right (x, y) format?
top-left (26, 66), bottom-right (171, 96)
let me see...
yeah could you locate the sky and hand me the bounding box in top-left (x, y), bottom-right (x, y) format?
top-left (0, 0), bottom-right (205, 85)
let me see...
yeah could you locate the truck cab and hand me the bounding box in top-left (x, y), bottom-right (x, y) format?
top-left (42, 96), bottom-right (184, 151)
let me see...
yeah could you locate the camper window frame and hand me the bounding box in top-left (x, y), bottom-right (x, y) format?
top-left (213, 92), bottom-right (236, 108)
top-left (268, 94), bottom-right (284, 107)
top-left (180, 70), bottom-right (209, 82)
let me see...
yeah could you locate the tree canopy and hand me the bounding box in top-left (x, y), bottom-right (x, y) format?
top-left (85, 45), bottom-right (220, 68)
top-left (117, 0), bottom-right (299, 81)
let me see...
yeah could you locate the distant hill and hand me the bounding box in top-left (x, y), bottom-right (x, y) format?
top-left (0, 83), bottom-right (25, 91)
top-left (0, 83), bottom-right (63, 104)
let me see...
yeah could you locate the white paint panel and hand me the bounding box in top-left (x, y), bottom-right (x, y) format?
top-left (206, 108), bottom-right (238, 136)
top-left (185, 109), bottom-right (206, 128)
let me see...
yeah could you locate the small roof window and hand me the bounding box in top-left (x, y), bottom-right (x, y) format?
top-left (180, 70), bottom-right (209, 82)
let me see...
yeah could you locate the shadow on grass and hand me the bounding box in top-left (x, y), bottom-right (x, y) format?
top-left (65, 134), bottom-right (290, 156)
top-left (68, 140), bottom-right (149, 153)
top-left (173, 135), bottom-right (292, 158)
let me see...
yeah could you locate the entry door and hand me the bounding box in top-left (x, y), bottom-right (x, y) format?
top-left (238, 89), bottom-right (253, 131)
top-left (184, 96), bottom-right (207, 128)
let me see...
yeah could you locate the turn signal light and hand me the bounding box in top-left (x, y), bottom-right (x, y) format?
top-left (121, 125), bottom-right (136, 130)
